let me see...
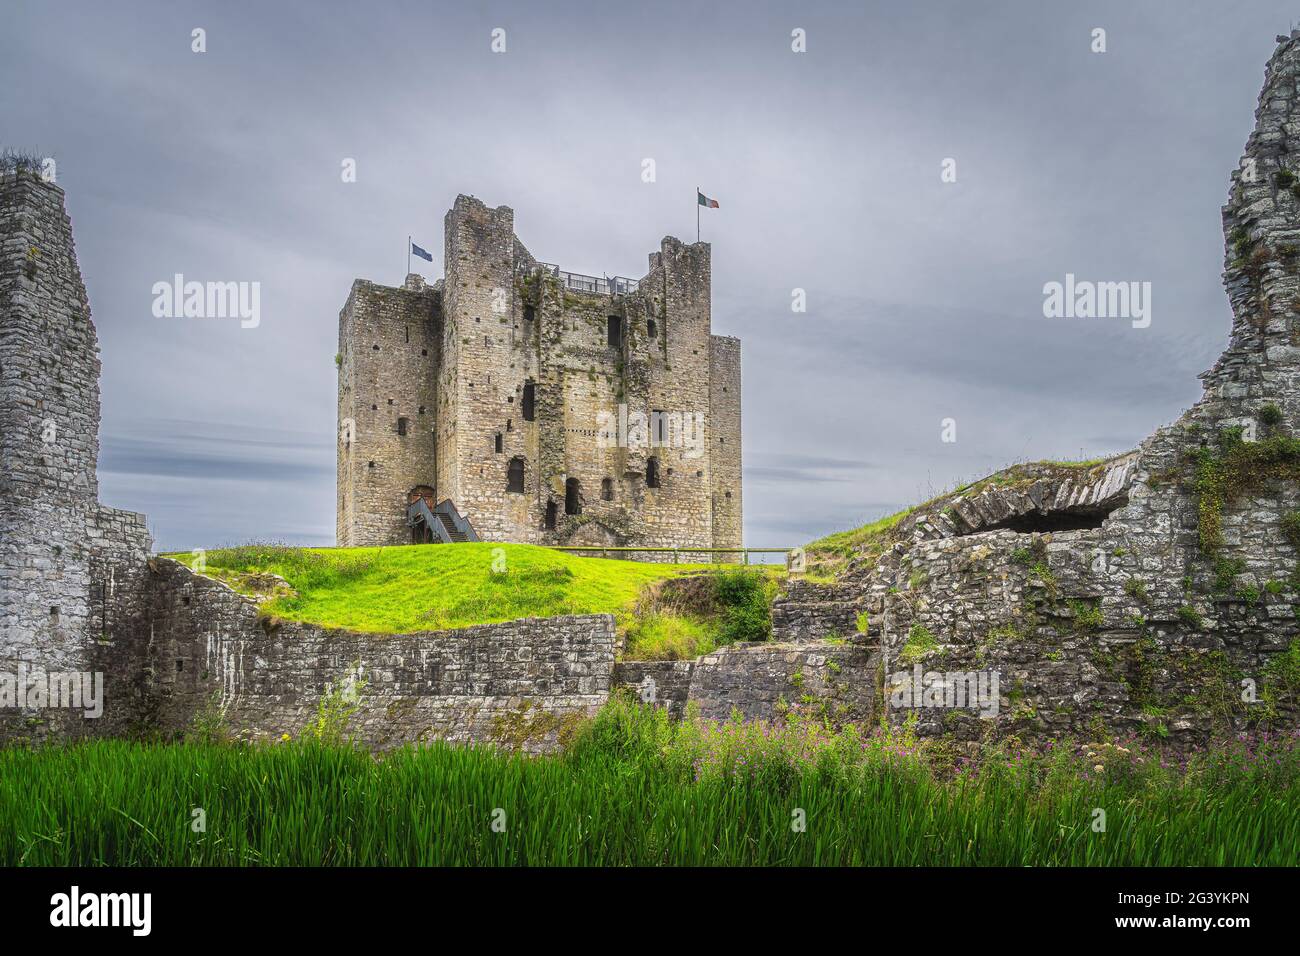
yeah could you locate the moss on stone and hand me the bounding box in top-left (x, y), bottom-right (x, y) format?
top-left (900, 623), bottom-right (938, 663)
top-left (1189, 430), bottom-right (1300, 555)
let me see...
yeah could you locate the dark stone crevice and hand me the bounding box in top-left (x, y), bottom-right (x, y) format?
top-left (957, 498), bottom-right (1126, 536)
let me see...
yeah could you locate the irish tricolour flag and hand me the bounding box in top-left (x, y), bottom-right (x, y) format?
top-left (697, 190), bottom-right (719, 209)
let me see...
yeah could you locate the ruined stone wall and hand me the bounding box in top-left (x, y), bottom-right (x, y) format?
top-left (336, 276), bottom-right (440, 546)
top-left (108, 564), bottom-right (876, 748)
top-left (0, 170), bottom-right (152, 741)
top-left (86, 507), bottom-right (154, 737)
top-left (611, 659), bottom-right (696, 718)
top-left (771, 578), bottom-right (861, 643)
top-left (127, 559), bottom-right (616, 752)
top-left (0, 173), bottom-right (101, 676)
top-left (610, 641), bottom-right (877, 724)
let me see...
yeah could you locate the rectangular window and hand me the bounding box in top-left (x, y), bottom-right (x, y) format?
top-left (607, 315), bottom-right (623, 350)
top-left (522, 382), bottom-right (536, 421)
top-left (397, 417), bottom-right (408, 437)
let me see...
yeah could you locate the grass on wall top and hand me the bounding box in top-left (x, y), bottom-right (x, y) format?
top-left (162, 542), bottom-right (719, 634)
top-left (802, 457), bottom-right (1124, 578)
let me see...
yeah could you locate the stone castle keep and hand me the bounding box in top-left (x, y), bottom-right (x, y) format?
top-left (336, 195), bottom-right (743, 552)
top-left (3, 32), bottom-right (1300, 748)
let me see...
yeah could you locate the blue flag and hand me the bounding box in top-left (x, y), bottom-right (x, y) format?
top-left (411, 241), bottom-right (433, 262)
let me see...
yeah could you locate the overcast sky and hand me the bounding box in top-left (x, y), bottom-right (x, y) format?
top-left (2, 0), bottom-right (1291, 550)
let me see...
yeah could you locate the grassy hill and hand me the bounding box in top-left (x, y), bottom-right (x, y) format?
top-left (163, 543), bottom-right (775, 657)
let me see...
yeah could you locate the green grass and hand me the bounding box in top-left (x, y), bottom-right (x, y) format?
top-left (900, 623), bottom-right (938, 663)
top-left (164, 544), bottom-right (781, 658)
top-left (622, 613), bottom-right (716, 660)
top-left (165, 543), bottom-right (716, 633)
top-left (804, 507), bottom-right (912, 577)
top-left (2, 697), bottom-right (1296, 865)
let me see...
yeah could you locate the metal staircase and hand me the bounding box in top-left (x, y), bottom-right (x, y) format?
top-left (407, 498), bottom-right (478, 544)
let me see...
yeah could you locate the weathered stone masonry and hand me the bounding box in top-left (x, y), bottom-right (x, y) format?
top-left (133, 559), bottom-right (615, 753)
top-left (115, 560), bottom-right (867, 749)
top-left (0, 169), bottom-right (152, 741)
top-left (336, 195), bottom-right (743, 554)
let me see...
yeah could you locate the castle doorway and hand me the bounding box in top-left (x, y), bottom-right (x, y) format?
top-left (408, 485), bottom-right (437, 543)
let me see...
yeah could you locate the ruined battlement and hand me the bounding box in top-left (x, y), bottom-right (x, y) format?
top-left (0, 168), bottom-right (152, 741)
top-left (336, 195), bottom-right (742, 552)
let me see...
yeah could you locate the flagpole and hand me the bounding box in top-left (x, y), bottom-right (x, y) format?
top-left (696, 187), bottom-right (700, 243)
top-left (407, 235), bottom-right (411, 276)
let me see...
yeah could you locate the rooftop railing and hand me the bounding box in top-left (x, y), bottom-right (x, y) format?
top-left (528, 261), bottom-right (639, 296)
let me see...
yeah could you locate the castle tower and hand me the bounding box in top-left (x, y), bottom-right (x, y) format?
top-left (439, 196), bottom-right (525, 540)
top-left (335, 275), bottom-right (440, 546)
top-left (0, 162), bottom-right (151, 740)
top-left (336, 194), bottom-right (743, 553)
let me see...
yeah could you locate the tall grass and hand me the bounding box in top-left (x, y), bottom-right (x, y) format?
top-left (2, 698), bottom-right (1297, 866)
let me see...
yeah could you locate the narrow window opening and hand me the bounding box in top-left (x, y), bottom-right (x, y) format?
top-left (565, 477), bottom-right (582, 516)
top-left (601, 477), bottom-right (613, 501)
top-left (607, 315), bottom-right (623, 350)
top-left (397, 417), bottom-right (408, 436)
top-left (647, 318), bottom-right (657, 338)
top-left (646, 456), bottom-right (661, 488)
top-left (545, 500), bottom-right (557, 530)
top-left (522, 381), bottom-right (536, 421)
top-left (507, 457), bottom-right (525, 493)
top-left (524, 304), bottom-right (535, 322)
top-left (494, 432), bottom-right (503, 453)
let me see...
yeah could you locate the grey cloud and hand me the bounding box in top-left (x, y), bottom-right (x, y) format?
top-left (3, 0), bottom-right (1289, 551)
